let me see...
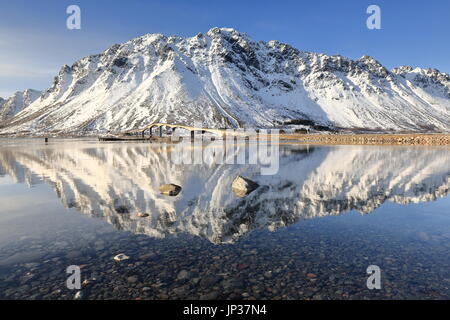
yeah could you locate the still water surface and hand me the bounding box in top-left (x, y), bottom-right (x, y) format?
top-left (0, 139), bottom-right (449, 299)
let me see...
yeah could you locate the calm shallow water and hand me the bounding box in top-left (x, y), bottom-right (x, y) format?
top-left (0, 138), bottom-right (449, 300)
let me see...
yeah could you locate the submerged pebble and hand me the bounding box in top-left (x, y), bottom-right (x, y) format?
top-left (113, 253), bottom-right (130, 261)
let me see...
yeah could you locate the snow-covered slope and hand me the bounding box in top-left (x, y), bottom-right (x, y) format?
top-left (0, 89), bottom-right (41, 123)
top-left (1, 28), bottom-right (450, 134)
top-left (1, 142), bottom-right (450, 243)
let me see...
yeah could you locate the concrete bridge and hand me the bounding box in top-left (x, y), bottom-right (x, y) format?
top-left (124, 122), bottom-right (240, 138)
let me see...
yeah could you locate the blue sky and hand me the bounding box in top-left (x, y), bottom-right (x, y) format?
top-left (0, 0), bottom-right (449, 98)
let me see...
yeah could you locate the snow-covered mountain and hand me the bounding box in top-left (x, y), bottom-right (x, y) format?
top-left (1, 142), bottom-right (449, 243)
top-left (1, 27), bottom-right (450, 134)
top-left (0, 89), bottom-right (41, 122)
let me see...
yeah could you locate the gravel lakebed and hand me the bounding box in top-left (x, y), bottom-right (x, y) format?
top-left (0, 217), bottom-right (449, 300)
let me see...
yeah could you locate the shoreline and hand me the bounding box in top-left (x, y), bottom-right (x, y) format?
top-left (277, 133), bottom-right (450, 146)
top-left (1, 133), bottom-right (450, 146)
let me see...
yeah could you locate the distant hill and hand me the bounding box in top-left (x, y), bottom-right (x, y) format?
top-left (0, 89), bottom-right (41, 122)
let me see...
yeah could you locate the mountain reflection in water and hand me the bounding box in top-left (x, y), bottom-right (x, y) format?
top-left (0, 140), bottom-right (449, 244)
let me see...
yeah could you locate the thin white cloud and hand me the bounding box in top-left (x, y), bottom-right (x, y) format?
top-left (0, 63), bottom-right (57, 77)
top-left (0, 27), bottom-right (119, 95)
top-left (0, 64), bottom-right (56, 78)
top-left (0, 91), bottom-right (14, 99)
top-left (0, 39), bottom-right (11, 47)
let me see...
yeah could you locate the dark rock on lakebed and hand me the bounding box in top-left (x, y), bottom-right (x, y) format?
top-left (231, 176), bottom-right (259, 197)
top-left (159, 184), bottom-right (182, 196)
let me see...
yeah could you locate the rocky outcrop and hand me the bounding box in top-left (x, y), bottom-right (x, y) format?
top-left (159, 184), bottom-right (182, 196)
top-left (232, 176), bottom-right (259, 197)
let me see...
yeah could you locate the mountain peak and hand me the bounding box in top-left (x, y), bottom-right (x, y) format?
top-left (357, 55), bottom-right (385, 69)
top-left (358, 55), bottom-right (377, 62)
top-left (207, 27), bottom-right (243, 36)
top-left (1, 29), bottom-right (449, 134)
top-left (0, 88), bottom-right (41, 122)
top-left (391, 65), bottom-right (413, 74)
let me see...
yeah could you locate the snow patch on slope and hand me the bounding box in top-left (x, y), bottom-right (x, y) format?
top-left (1, 28), bottom-right (449, 134)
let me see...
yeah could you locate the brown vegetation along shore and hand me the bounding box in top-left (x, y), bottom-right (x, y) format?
top-left (2, 132), bottom-right (450, 146)
top-left (277, 133), bottom-right (450, 146)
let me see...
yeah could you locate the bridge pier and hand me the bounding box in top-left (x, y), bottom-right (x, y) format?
top-left (120, 123), bottom-right (229, 140)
